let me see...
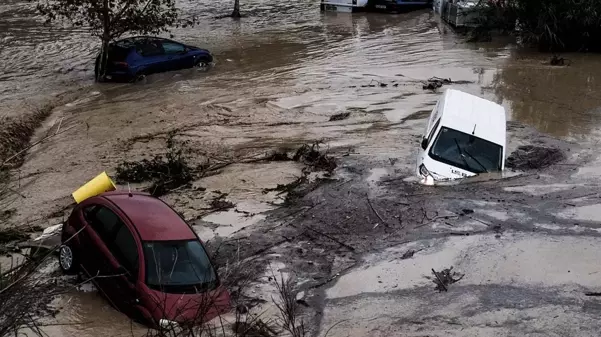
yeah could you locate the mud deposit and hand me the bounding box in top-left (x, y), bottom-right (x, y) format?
top-left (3, 0), bottom-right (601, 336)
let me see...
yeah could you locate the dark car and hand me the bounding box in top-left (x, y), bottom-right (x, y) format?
top-left (95, 36), bottom-right (213, 82)
top-left (58, 191), bottom-right (230, 327)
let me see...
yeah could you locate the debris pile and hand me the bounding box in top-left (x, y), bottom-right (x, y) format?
top-left (0, 227), bottom-right (31, 245)
top-left (550, 54), bottom-right (571, 66)
top-left (506, 145), bottom-right (565, 170)
top-left (430, 267), bottom-right (464, 292)
top-left (265, 142), bottom-right (337, 174)
top-left (210, 192), bottom-right (235, 211)
top-left (349, 79), bottom-right (400, 88)
top-left (423, 77), bottom-right (452, 90)
top-left (329, 112), bottom-right (351, 122)
top-left (115, 136), bottom-right (194, 196)
top-left (293, 142), bottom-right (337, 174)
top-left (422, 77), bottom-right (475, 90)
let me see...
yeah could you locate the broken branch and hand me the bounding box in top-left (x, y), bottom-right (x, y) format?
top-left (431, 268), bottom-right (448, 292)
top-left (306, 226), bottom-right (355, 252)
top-left (367, 196), bottom-right (387, 226)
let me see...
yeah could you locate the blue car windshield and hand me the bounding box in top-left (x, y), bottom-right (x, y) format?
top-left (429, 127), bottom-right (503, 174)
top-left (144, 240), bottom-right (217, 293)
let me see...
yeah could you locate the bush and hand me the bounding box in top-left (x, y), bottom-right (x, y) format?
top-left (115, 134), bottom-right (194, 196)
top-left (473, 0), bottom-right (601, 51)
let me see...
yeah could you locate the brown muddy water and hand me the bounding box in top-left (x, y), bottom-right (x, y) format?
top-left (4, 0), bottom-right (601, 336)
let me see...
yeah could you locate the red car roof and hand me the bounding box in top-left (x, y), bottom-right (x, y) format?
top-left (102, 192), bottom-right (196, 241)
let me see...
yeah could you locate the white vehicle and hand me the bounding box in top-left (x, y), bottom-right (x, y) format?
top-left (320, 0), bottom-right (369, 12)
top-left (321, 0), bottom-right (431, 12)
top-left (416, 89), bottom-right (506, 184)
top-left (434, 0), bottom-right (482, 27)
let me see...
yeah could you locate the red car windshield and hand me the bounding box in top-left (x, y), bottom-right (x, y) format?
top-left (144, 240), bottom-right (217, 293)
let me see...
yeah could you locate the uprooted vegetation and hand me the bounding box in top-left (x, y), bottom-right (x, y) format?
top-left (263, 142), bottom-right (337, 203)
top-left (116, 139), bottom-right (338, 197)
top-left (429, 267), bottom-right (464, 292)
top-left (267, 142), bottom-right (337, 174)
top-left (0, 243), bottom-right (63, 337)
top-left (115, 134), bottom-right (195, 196)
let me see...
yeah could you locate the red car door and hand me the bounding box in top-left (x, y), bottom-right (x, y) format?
top-left (103, 210), bottom-right (145, 321)
top-left (77, 205), bottom-right (123, 305)
top-left (77, 204), bottom-right (138, 313)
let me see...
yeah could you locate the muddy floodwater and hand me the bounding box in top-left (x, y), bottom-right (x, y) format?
top-left (4, 0), bottom-right (601, 336)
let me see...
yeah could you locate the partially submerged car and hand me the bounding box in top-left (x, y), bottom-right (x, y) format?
top-left (416, 89), bottom-right (506, 184)
top-left (58, 191), bottom-right (230, 327)
top-left (321, 0), bottom-right (431, 12)
top-left (95, 36), bottom-right (213, 82)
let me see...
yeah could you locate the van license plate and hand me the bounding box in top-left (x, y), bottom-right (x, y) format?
top-left (375, 4), bottom-right (386, 8)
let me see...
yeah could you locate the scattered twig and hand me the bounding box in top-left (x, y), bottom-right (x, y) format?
top-left (323, 319), bottom-right (350, 337)
top-left (55, 117), bottom-right (64, 135)
top-left (401, 249), bottom-right (422, 260)
top-left (309, 262), bottom-right (359, 290)
top-left (367, 196), bottom-right (387, 226)
top-left (306, 226), bottom-right (355, 252)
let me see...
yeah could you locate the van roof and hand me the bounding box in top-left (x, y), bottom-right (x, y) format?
top-left (439, 89), bottom-right (506, 146)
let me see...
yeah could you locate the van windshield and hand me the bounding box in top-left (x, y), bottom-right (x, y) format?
top-left (144, 240), bottom-right (217, 294)
top-left (429, 127), bottom-right (502, 174)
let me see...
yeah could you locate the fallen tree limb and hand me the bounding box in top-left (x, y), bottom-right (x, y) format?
top-left (367, 196), bottom-right (387, 227)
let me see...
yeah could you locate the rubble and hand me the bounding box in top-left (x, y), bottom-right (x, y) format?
top-left (506, 145), bottom-right (565, 170)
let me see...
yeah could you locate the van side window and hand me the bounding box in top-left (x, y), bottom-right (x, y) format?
top-left (112, 225), bottom-right (139, 278)
top-left (426, 118), bottom-right (441, 145)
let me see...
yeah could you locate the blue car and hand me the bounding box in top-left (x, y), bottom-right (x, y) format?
top-left (94, 36), bottom-right (213, 82)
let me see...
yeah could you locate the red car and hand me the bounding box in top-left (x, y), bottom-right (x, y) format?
top-left (58, 191), bottom-right (230, 327)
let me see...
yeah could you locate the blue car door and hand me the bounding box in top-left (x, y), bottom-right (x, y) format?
top-left (161, 41), bottom-right (195, 70)
top-left (136, 40), bottom-right (168, 75)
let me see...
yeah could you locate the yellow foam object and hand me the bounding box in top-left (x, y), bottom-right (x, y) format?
top-left (72, 171), bottom-right (117, 204)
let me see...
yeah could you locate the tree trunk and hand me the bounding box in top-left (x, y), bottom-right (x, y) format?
top-left (96, 39), bottom-right (109, 82)
top-left (231, 0), bottom-right (241, 17)
top-left (96, 0), bottom-right (110, 82)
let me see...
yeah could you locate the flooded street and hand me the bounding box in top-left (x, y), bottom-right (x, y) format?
top-left (4, 0), bottom-right (601, 336)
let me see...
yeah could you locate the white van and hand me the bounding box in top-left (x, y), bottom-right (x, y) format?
top-left (320, 0), bottom-right (369, 12)
top-left (416, 89), bottom-right (506, 183)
